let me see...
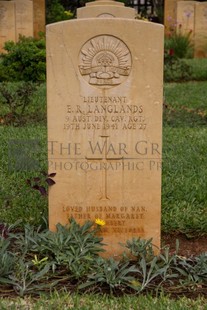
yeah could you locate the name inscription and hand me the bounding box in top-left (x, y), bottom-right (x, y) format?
top-left (63, 96), bottom-right (147, 131)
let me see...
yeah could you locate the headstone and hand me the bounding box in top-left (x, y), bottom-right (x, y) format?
top-left (0, 1), bottom-right (16, 53)
top-left (176, 1), bottom-right (195, 34)
top-left (77, 0), bottom-right (135, 19)
top-left (47, 0), bottom-right (164, 258)
top-left (164, 0), bottom-right (178, 33)
top-left (15, 0), bottom-right (33, 40)
top-left (194, 2), bottom-right (207, 58)
top-left (33, 0), bottom-right (45, 38)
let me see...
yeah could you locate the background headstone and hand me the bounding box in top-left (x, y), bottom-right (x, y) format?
top-left (77, 0), bottom-right (135, 18)
top-left (164, 0), bottom-right (178, 33)
top-left (194, 2), bottom-right (207, 58)
top-left (176, 1), bottom-right (195, 50)
top-left (47, 2), bottom-right (164, 258)
top-left (33, 0), bottom-right (45, 38)
top-left (15, 0), bottom-right (33, 40)
top-left (176, 1), bottom-right (195, 34)
top-left (0, 1), bottom-right (16, 52)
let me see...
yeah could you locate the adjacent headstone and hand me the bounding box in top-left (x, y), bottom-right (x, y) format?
top-left (176, 1), bottom-right (195, 34)
top-left (164, 0), bottom-right (178, 33)
top-left (77, 0), bottom-right (135, 19)
top-left (15, 0), bottom-right (33, 40)
top-left (47, 0), bottom-right (164, 258)
top-left (0, 1), bottom-right (16, 53)
top-left (176, 1), bottom-right (195, 51)
top-left (194, 2), bottom-right (207, 58)
top-left (33, 0), bottom-right (45, 38)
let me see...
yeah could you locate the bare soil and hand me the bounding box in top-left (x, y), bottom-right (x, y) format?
top-left (162, 232), bottom-right (207, 257)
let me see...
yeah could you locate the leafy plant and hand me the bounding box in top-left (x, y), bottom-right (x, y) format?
top-left (0, 224), bottom-right (9, 239)
top-left (32, 255), bottom-right (49, 271)
top-left (0, 258), bottom-right (52, 297)
top-left (124, 237), bottom-right (154, 261)
top-left (31, 219), bottom-right (105, 278)
top-left (27, 172), bottom-right (56, 196)
top-left (0, 82), bottom-right (37, 124)
top-left (0, 35), bottom-right (46, 82)
top-left (165, 22), bottom-right (194, 59)
top-left (10, 224), bottom-right (45, 257)
top-left (164, 50), bottom-right (192, 82)
top-left (0, 221), bottom-right (22, 239)
top-left (0, 220), bottom-right (206, 298)
top-left (124, 239), bottom-right (178, 293)
top-left (79, 257), bottom-right (139, 294)
top-left (177, 253), bottom-right (207, 287)
top-left (46, 0), bottom-right (75, 24)
top-left (0, 238), bottom-right (15, 278)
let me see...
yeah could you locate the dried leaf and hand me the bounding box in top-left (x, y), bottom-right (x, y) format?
top-left (38, 186), bottom-right (47, 196)
top-left (45, 178), bottom-right (56, 186)
top-left (48, 173), bottom-right (56, 178)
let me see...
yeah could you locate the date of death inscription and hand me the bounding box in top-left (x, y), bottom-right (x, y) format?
top-left (63, 96), bottom-right (147, 130)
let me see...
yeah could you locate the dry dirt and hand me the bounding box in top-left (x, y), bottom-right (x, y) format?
top-left (162, 233), bottom-right (207, 257)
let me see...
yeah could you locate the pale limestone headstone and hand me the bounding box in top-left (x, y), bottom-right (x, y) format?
top-left (194, 2), bottom-right (207, 58)
top-left (164, 0), bottom-right (178, 33)
top-left (0, 1), bottom-right (16, 53)
top-left (47, 0), bottom-right (163, 258)
top-left (15, 0), bottom-right (33, 40)
top-left (176, 1), bottom-right (195, 34)
top-left (176, 1), bottom-right (195, 50)
top-left (33, 0), bottom-right (45, 38)
top-left (77, 0), bottom-right (135, 19)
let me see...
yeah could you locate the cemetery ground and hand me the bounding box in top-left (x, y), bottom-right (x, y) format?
top-left (0, 59), bottom-right (207, 308)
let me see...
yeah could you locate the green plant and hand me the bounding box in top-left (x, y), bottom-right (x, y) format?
top-left (32, 219), bottom-right (105, 278)
top-left (32, 255), bottom-right (49, 271)
top-left (184, 58), bottom-right (207, 81)
top-left (164, 50), bottom-right (192, 82)
top-left (0, 125), bottom-right (48, 226)
top-left (177, 253), bottom-right (207, 287)
top-left (0, 238), bottom-right (15, 278)
top-left (0, 35), bottom-right (46, 82)
top-left (10, 224), bottom-right (45, 257)
top-left (27, 171), bottom-right (56, 196)
top-left (165, 23), bottom-right (194, 59)
top-left (124, 237), bottom-right (154, 261)
top-left (46, 0), bottom-right (75, 24)
top-left (0, 258), bottom-right (52, 297)
top-left (0, 82), bottom-right (37, 125)
top-left (79, 257), bottom-right (139, 294)
top-left (0, 220), bottom-right (206, 298)
top-left (126, 240), bottom-right (178, 293)
top-left (0, 292), bottom-right (206, 309)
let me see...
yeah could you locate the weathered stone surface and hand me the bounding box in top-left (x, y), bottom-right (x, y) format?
top-left (33, 0), bottom-right (45, 38)
top-left (194, 2), bottom-right (207, 58)
top-left (77, 0), bottom-right (135, 19)
top-left (176, 1), bottom-right (195, 34)
top-left (15, 0), bottom-right (33, 40)
top-left (164, 0), bottom-right (178, 33)
top-left (47, 4), bottom-right (163, 257)
top-left (0, 1), bottom-right (16, 52)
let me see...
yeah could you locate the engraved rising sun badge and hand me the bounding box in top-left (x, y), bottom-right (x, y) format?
top-left (79, 35), bottom-right (132, 88)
